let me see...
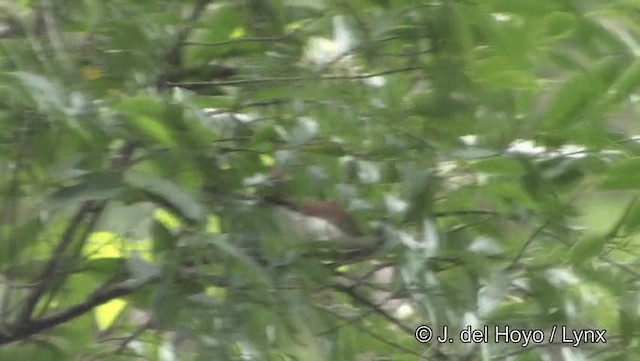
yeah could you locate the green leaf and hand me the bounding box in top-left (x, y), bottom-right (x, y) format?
top-left (184, 4), bottom-right (250, 65)
top-left (542, 12), bottom-right (577, 41)
top-left (125, 171), bottom-right (205, 223)
top-left (471, 56), bottom-right (537, 88)
top-left (94, 298), bottom-right (127, 331)
top-left (619, 308), bottom-right (637, 346)
top-left (470, 157), bottom-right (524, 175)
top-left (97, 202), bottom-right (153, 237)
top-left (133, 114), bottom-right (177, 147)
top-left (7, 71), bottom-right (66, 113)
top-left (3, 0), bottom-right (640, 357)
top-left (596, 59), bottom-right (640, 113)
top-left (116, 96), bottom-right (175, 146)
top-left (492, 0), bottom-right (559, 16)
top-left (623, 200), bottom-right (640, 235)
top-left (0, 218), bottom-right (43, 267)
top-left (127, 256), bottom-right (160, 283)
top-left (84, 258), bottom-right (125, 276)
top-left (0, 341), bottom-right (66, 360)
top-left (152, 219), bottom-right (176, 255)
top-left (599, 157), bottom-right (640, 190)
top-left (152, 283), bottom-right (181, 328)
top-left (199, 233), bottom-right (272, 287)
top-left (401, 167), bottom-right (436, 221)
top-left (48, 171), bottom-right (125, 209)
top-left (569, 234), bottom-right (605, 264)
top-left (541, 57), bottom-right (619, 128)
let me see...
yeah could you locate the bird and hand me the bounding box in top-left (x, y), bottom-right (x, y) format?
top-left (257, 164), bottom-right (364, 241)
top-left (258, 170), bottom-right (411, 318)
top-left (262, 195), bottom-right (363, 241)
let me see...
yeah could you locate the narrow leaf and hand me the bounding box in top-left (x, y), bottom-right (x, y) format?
top-left (569, 235), bottom-right (605, 264)
top-left (48, 171), bottom-right (124, 208)
top-left (125, 171), bottom-right (205, 223)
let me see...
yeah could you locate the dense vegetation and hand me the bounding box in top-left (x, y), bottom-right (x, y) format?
top-left (1, 0), bottom-right (640, 360)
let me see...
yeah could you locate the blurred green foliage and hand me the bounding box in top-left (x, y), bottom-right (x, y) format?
top-left (1, 0), bottom-right (640, 360)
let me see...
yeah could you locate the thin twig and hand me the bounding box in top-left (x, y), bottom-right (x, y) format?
top-left (168, 66), bottom-right (422, 87)
top-left (332, 283), bottom-right (413, 334)
top-left (434, 209), bottom-right (499, 217)
top-left (183, 34), bottom-right (293, 47)
top-left (113, 319), bottom-right (154, 355)
top-left (600, 255), bottom-right (640, 279)
top-left (159, 0), bottom-right (212, 85)
top-left (504, 220), bottom-right (551, 272)
top-left (318, 306), bottom-right (421, 356)
top-left (170, 0), bottom-right (211, 52)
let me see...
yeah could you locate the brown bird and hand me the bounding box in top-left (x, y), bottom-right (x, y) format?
top-left (263, 195), bottom-right (362, 241)
top-left (260, 165), bottom-right (362, 240)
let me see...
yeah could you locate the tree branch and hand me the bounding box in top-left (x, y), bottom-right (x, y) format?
top-left (167, 0), bottom-right (211, 59)
top-left (1, 275), bottom-right (157, 345)
top-left (17, 141), bottom-right (138, 328)
top-left (182, 34), bottom-right (294, 47)
top-left (18, 201), bottom-right (102, 323)
top-left (504, 220), bottom-right (551, 272)
top-left (167, 66), bottom-right (422, 87)
top-left (159, 0), bottom-right (212, 88)
top-left (331, 283), bottom-right (413, 335)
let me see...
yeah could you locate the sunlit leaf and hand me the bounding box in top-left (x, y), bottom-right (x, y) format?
top-left (155, 208), bottom-right (182, 230)
top-left (85, 232), bottom-right (122, 259)
top-left (95, 298), bottom-right (127, 331)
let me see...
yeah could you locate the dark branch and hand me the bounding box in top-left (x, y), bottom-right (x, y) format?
top-left (182, 34), bottom-right (293, 47)
top-left (18, 200), bottom-right (102, 322)
top-left (331, 283), bottom-right (413, 335)
top-left (17, 141), bottom-right (137, 331)
top-left (167, 66), bottom-right (422, 87)
top-left (434, 209), bottom-right (499, 217)
top-left (504, 220), bottom-right (551, 272)
top-left (1, 275), bottom-right (157, 345)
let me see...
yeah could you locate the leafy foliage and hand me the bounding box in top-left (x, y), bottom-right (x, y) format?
top-left (1, 0), bottom-right (640, 360)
